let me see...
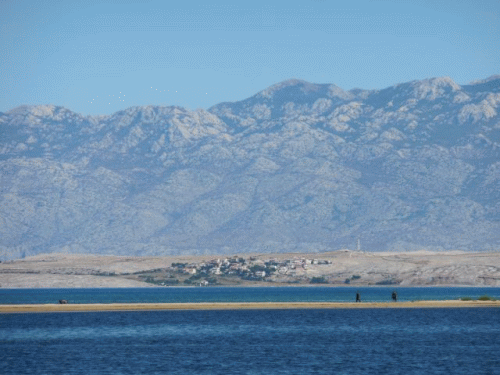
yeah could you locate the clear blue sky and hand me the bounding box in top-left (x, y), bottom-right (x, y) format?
top-left (1, 0), bottom-right (499, 115)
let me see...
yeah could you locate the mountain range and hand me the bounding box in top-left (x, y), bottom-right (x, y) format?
top-left (1, 75), bottom-right (499, 260)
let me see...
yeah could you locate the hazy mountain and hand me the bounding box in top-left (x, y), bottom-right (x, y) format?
top-left (1, 76), bottom-right (499, 260)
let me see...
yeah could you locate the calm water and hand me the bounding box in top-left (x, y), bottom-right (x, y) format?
top-left (1, 308), bottom-right (499, 374)
top-left (1, 286), bottom-right (500, 305)
top-left (1, 288), bottom-right (500, 374)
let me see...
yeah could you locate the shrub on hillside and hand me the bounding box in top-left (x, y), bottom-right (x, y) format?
top-left (310, 277), bottom-right (328, 284)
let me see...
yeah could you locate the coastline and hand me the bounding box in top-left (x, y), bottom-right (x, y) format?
top-left (1, 300), bottom-right (499, 313)
top-left (2, 283), bottom-right (499, 289)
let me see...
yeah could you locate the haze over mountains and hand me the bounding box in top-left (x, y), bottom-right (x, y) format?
top-left (1, 76), bottom-right (499, 260)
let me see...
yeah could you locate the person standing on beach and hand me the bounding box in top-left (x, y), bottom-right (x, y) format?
top-left (356, 292), bottom-right (361, 302)
top-left (392, 291), bottom-right (397, 302)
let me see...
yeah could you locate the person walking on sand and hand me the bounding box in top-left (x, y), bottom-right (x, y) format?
top-left (356, 292), bottom-right (361, 303)
top-left (392, 291), bottom-right (397, 302)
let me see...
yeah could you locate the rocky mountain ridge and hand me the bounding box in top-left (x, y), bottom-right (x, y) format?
top-left (1, 76), bottom-right (499, 260)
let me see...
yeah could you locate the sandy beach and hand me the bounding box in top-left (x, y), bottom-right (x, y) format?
top-left (1, 300), bottom-right (499, 313)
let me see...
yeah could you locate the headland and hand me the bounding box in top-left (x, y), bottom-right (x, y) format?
top-left (1, 250), bottom-right (499, 288)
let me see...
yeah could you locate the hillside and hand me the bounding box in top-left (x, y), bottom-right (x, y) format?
top-left (1, 251), bottom-right (499, 288)
top-left (1, 76), bottom-right (500, 260)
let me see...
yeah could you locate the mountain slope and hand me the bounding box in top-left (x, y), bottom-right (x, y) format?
top-left (1, 76), bottom-right (499, 260)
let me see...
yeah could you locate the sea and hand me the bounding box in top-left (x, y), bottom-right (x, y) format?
top-left (1, 287), bottom-right (500, 375)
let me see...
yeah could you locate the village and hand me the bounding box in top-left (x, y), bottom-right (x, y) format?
top-left (131, 255), bottom-right (337, 286)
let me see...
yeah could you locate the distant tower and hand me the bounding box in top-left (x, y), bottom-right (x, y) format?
top-left (357, 238), bottom-right (361, 252)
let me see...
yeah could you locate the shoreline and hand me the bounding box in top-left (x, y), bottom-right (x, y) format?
top-left (1, 300), bottom-right (499, 313)
top-left (0, 283), bottom-right (499, 292)
top-left (2, 284), bottom-right (500, 289)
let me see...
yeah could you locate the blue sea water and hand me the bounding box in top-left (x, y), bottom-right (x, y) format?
top-left (1, 288), bottom-right (500, 374)
top-left (1, 286), bottom-right (500, 305)
top-left (1, 308), bottom-right (500, 374)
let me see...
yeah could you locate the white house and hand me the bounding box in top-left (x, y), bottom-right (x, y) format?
top-left (255, 271), bottom-right (266, 278)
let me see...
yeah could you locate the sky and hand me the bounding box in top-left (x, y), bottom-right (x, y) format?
top-left (1, 0), bottom-right (499, 115)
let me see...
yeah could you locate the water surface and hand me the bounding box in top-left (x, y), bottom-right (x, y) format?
top-left (1, 286), bottom-right (499, 305)
top-left (1, 308), bottom-right (499, 374)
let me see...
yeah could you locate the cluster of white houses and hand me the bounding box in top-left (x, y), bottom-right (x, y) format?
top-left (171, 256), bottom-right (332, 285)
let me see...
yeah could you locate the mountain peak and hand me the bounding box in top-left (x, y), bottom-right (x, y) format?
top-left (5, 105), bottom-right (83, 124)
top-left (468, 75), bottom-right (500, 85)
top-left (257, 79), bottom-right (326, 99)
top-left (7, 104), bottom-right (60, 117)
top-left (407, 76), bottom-right (461, 100)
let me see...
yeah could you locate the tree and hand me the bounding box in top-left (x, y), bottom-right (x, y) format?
top-left (311, 277), bottom-right (328, 284)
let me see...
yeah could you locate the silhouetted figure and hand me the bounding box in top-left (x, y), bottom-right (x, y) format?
top-left (356, 292), bottom-right (361, 303)
top-left (391, 291), bottom-right (397, 302)
top-left (58, 299), bottom-right (68, 304)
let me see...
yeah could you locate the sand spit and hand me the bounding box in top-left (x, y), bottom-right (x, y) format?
top-left (1, 300), bottom-right (500, 313)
